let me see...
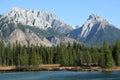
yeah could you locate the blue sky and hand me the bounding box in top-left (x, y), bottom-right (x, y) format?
top-left (1, 0), bottom-right (120, 28)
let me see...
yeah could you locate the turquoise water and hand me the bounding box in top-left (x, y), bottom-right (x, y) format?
top-left (0, 71), bottom-right (120, 80)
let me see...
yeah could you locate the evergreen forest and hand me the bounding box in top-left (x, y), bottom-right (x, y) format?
top-left (0, 40), bottom-right (120, 68)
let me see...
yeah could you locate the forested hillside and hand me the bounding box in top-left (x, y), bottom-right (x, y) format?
top-left (0, 40), bottom-right (120, 68)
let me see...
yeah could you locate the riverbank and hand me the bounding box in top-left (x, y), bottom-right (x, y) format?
top-left (0, 64), bottom-right (120, 72)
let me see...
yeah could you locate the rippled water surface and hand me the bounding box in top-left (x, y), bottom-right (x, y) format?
top-left (0, 71), bottom-right (120, 80)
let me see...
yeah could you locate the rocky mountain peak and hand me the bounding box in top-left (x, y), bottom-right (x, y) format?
top-left (80, 14), bottom-right (111, 38)
top-left (68, 13), bottom-right (120, 45)
top-left (11, 7), bottom-right (21, 11)
top-left (88, 14), bottom-right (101, 20)
top-left (87, 14), bottom-right (108, 24)
top-left (4, 7), bottom-right (59, 30)
top-left (3, 7), bottom-right (73, 33)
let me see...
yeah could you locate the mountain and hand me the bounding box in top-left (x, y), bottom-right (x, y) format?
top-left (68, 14), bottom-right (120, 45)
top-left (0, 16), bottom-right (52, 46)
top-left (47, 36), bottom-right (77, 46)
top-left (0, 7), bottom-right (76, 46)
top-left (2, 7), bottom-right (120, 46)
top-left (5, 7), bottom-right (73, 34)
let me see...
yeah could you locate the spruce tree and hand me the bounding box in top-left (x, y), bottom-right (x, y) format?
top-left (20, 49), bottom-right (29, 66)
top-left (30, 50), bottom-right (41, 66)
top-left (113, 41), bottom-right (120, 66)
top-left (102, 41), bottom-right (115, 68)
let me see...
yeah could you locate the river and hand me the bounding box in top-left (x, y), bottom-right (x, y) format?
top-left (0, 71), bottom-right (120, 80)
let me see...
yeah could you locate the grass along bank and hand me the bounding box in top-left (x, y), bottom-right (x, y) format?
top-left (0, 64), bottom-right (120, 72)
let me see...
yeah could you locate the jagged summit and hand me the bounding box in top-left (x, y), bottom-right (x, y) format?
top-left (5, 7), bottom-right (58, 29)
top-left (11, 7), bottom-right (20, 11)
top-left (88, 14), bottom-right (101, 20)
top-left (87, 14), bottom-right (109, 26)
top-left (4, 7), bottom-right (73, 33)
top-left (6, 7), bottom-right (58, 21)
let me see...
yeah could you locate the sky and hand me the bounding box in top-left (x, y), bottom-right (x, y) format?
top-left (0, 0), bottom-right (120, 28)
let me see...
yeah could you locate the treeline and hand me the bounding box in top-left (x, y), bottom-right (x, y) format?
top-left (0, 40), bottom-right (120, 68)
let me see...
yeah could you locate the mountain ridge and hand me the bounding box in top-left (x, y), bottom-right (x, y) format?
top-left (0, 7), bottom-right (76, 46)
top-left (0, 7), bottom-right (120, 46)
top-left (5, 7), bottom-right (73, 34)
top-left (68, 14), bottom-right (120, 45)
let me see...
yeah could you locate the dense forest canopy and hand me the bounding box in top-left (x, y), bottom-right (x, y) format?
top-left (0, 40), bottom-right (120, 68)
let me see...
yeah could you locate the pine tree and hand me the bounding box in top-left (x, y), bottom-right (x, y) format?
top-left (102, 41), bottom-right (115, 68)
top-left (77, 48), bottom-right (82, 66)
top-left (30, 49), bottom-right (41, 66)
top-left (91, 47), bottom-right (99, 66)
top-left (0, 41), bottom-right (5, 66)
top-left (113, 41), bottom-right (120, 66)
top-left (47, 48), bottom-right (54, 64)
top-left (20, 49), bottom-right (29, 66)
top-left (86, 50), bottom-right (91, 66)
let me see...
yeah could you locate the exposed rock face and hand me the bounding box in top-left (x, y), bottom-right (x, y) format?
top-left (8, 29), bottom-right (27, 44)
top-left (5, 7), bottom-right (73, 33)
top-left (7, 28), bottom-right (53, 47)
top-left (24, 28), bottom-right (52, 46)
top-left (68, 14), bottom-right (120, 45)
